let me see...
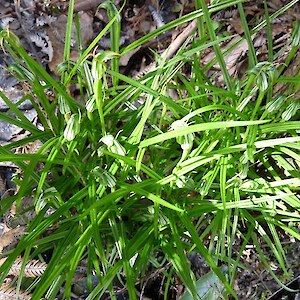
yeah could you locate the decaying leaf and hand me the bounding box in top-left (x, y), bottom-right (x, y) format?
top-left (29, 32), bottom-right (53, 61)
top-left (119, 46), bottom-right (141, 66)
top-left (202, 36), bottom-right (249, 80)
top-left (0, 223), bottom-right (27, 253)
top-left (47, 12), bottom-right (93, 72)
top-left (74, 0), bottom-right (104, 12)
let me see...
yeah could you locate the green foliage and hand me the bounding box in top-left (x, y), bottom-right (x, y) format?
top-left (0, 0), bottom-right (299, 299)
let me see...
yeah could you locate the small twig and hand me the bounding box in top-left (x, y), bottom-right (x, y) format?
top-left (134, 19), bottom-right (197, 79)
top-left (162, 19), bottom-right (197, 61)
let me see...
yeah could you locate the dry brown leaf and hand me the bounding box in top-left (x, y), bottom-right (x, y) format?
top-left (74, 0), bottom-right (103, 12)
top-left (202, 36), bottom-right (249, 81)
top-left (119, 48), bottom-right (141, 66)
top-left (0, 224), bottom-right (27, 253)
top-left (47, 12), bottom-right (93, 72)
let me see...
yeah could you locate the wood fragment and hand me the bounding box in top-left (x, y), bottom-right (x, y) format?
top-left (134, 19), bottom-right (197, 79)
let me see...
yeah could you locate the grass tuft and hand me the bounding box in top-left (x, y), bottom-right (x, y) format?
top-left (0, 1), bottom-right (299, 298)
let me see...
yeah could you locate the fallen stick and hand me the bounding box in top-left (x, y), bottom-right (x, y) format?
top-left (134, 19), bottom-right (198, 79)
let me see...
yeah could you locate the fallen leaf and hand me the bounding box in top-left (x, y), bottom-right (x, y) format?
top-left (0, 223), bottom-right (27, 253)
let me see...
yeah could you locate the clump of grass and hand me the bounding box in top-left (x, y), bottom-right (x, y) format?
top-left (0, 0), bottom-right (299, 299)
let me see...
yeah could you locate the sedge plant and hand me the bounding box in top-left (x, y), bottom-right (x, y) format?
top-left (0, 0), bottom-right (299, 299)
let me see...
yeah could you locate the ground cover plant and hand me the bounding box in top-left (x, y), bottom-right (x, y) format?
top-left (0, 0), bottom-right (299, 299)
